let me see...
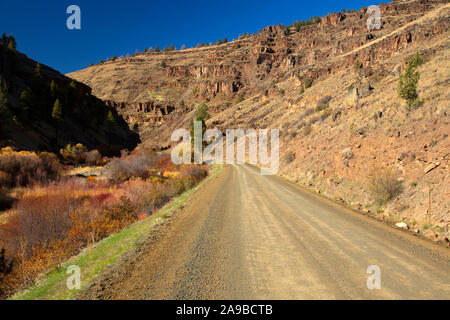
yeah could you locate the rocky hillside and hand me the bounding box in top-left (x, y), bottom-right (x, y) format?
top-left (68, 0), bottom-right (449, 241)
top-left (0, 43), bottom-right (139, 155)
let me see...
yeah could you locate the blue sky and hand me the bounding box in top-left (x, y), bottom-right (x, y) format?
top-left (1, 0), bottom-right (376, 74)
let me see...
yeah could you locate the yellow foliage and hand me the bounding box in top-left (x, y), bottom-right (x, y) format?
top-left (0, 147), bottom-right (13, 154)
top-left (163, 171), bottom-right (179, 178)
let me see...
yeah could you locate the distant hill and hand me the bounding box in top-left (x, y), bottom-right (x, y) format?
top-left (0, 42), bottom-right (139, 155)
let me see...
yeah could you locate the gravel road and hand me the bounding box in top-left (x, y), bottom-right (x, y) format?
top-left (79, 165), bottom-right (450, 300)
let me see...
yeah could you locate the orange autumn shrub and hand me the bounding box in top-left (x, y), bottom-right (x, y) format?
top-left (0, 160), bottom-right (209, 298)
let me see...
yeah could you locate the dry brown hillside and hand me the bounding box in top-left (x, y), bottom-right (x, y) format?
top-left (68, 0), bottom-right (450, 242)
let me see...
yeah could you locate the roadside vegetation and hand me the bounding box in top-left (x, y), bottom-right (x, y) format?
top-left (0, 145), bottom-right (208, 299)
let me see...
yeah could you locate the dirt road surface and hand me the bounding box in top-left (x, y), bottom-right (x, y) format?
top-left (79, 165), bottom-right (450, 300)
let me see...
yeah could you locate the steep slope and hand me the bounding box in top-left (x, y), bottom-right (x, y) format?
top-left (0, 43), bottom-right (139, 154)
top-left (68, 0), bottom-right (449, 239)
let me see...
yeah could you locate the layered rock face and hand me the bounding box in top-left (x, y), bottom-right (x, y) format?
top-left (105, 100), bottom-right (176, 124)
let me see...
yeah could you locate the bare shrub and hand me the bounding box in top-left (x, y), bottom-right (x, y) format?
top-left (0, 148), bottom-right (60, 187)
top-left (283, 152), bottom-right (296, 164)
top-left (1, 188), bottom-right (81, 258)
top-left (37, 152), bottom-right (60, 180)
top-left (104, 147), bottom-right (158, 181)
top-left (85, 150), bottom-right (102, 165)
top-left (367, 168), bottom-right (403, 205)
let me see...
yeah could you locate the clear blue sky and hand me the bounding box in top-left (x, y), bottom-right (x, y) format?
top-left (1, 0), bottom-right (376, 74)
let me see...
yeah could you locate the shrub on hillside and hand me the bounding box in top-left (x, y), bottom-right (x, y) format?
top-left (283, 152), bottom-right (296, 164)
top-left (37, 152), bottom-right (60, 180)
top-left (299, 86), bottom-right (305, 95)
top-left (1, 186), bottom-right (84, 258)
top-left (100, 197), bottom-right (138, 228)
top-left (367, 167), bottom-right (403, 205)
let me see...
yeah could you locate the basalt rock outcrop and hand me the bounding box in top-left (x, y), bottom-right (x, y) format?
top-left (105, 100), bottom-right (176, 124)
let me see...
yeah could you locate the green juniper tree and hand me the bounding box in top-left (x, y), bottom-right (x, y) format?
top-left (398, 52), bottom-right (424, 109)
